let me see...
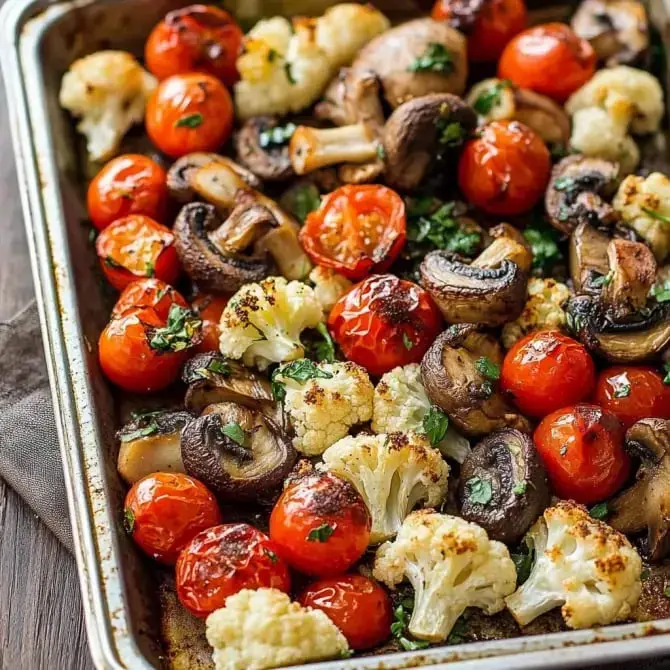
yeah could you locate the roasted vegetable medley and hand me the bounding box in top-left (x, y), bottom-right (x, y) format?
top-left (59, 0), bottom-right (670, 668)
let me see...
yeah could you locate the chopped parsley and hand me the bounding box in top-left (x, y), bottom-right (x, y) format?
top-left (402, 332), bottom-right (414, 350)
top-left (192, 357), bottom-right (231, 380)
top-left (613, 384), bottom-right (631, 398)
top-left (473, 79), bottom-right (511, 115)
top-left (271, 359), bottom-right (334, 401)
top-left (120, 421), bottom-right (159, 442)
top-left (175, 113), bottom-right (204, 128)
top-left (391, 602), bottom-right (431, 651)
top-left (220, 422), bottom-right (247, 447)
top-left (446, 615), bottom-right (469, 645)
top-left (259, 122), bottom-right (297, 149)
top-left (408, 43), bottom-right (454, 74)
top-left (307, 523), bottom-right (335, 542)
top-left (280, 183), bottom-right (321, 223)
top-left (284, 62), bottom-right (296, 85)
top-left (512, 481), bottom-right (527, 495)
top-left (591, 271), bottom-right (613, 288)
top-left (145, 261), bottom-right (155, 278)
top-left (104, 256), bottom-right (122, 268)
top-left (641, 568), bottom-right (651, 580)
top-left (149, 305), bottom-right (202, 352)
top-left (422, 406), bottom-right (449, 446)
top-left (553, 176), bottom-right (578, 192)
top-left (523, 223), bottom-right (563, 274)
top-left (407, 201), bottom-right (481, 256)
top-left (475, 356), bottom-right (500, 381)
top-left (664, 363), bottom-right (670, 385)
top-left (437, 120), bottom-right (466, 147)
top-left (664, 586), bottom-right (670, 598)
top-left (589, 502), bottom-right (609, 520)
top-left (267, 48), bottom-right (278, 62)
top-left (511, 539), bottom-right (535, 585)
top-left (263, 547), bottom-right (278, 564)
top-left (312, 322), bottom-right (336, 363)
top-left (123, 508), bottom-right (135, 534)
top-left (464, 476), bottom-right (493, 505)
top-left (643, 207), bottom-right (670, 225)
top-left (651, 280), bottom-right (670, 303)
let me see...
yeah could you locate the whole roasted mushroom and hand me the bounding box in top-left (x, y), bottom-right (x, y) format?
top-left (421, 324), bottom-right (531, 437)
top-left (234, 116), bottom-right (295, 182)
top-left (609, 419), bottom-right (670, 561)
top-left (458, 429), bottom-right (550, 544)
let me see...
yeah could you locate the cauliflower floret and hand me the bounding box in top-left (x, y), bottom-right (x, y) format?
top-left (322, 433), bottom-right (449, 543)
top-left (59, 51), bottom-right (156, 162)
top-left (373, 510), bottom-right (516, 640)
top-left (219, 277), bottom-right (323, 370)
top-left (505, 501), bottom-right (642, 629)
top-left (309, 266), bottom-right (352, 314)
top-left (206, 588), bottom-right (349, 670)
top-left (235, 4), bottom-right (389, 119)
top-left (501, 278), bottom-right (571, 349)
top-left (613, 173), bottom-right (670, 262)
top-left (274, 360), bottom-right (374, 456)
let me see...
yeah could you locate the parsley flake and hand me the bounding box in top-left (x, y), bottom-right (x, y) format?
top-left (664, 363), bottom-right (670, 385)
top-left (523, 224), bottom-right (563, 274)
top-left (104, 256), bottom-right (122, 268)
top-left (553, 176), bottom-right (578, 192)
top-left (589, 502), bottom-right (609, 520)
top-left (259, 122), bottom-right (297, 149)
top-left (307, 523), bottom-right (335, 542)
top-left (475, 356), bottom-right (500, 381)
top-left (664, 586), bottom-right (670, 598)
top-left (651, 280), bottom-right (670, 303)
top-left (408, 43), bottom-right (454, 74)
top-left (391, 603), bottom-right (431, 651)
top-left (465, 476), bottom-right (493, 505)
top-left (422, 406), bottom-right (449, 446)
top-left (220, 422), bottom-right (247, 446)
top-left (123, 508), bottom-right (135, 534)
top-left (280, 183), bottom-right (321, 223)
top-left (437, 120), bottom-right (465, 147)
top-left (284, 62), bottom-right (296, 85)
top-left (513, 481), bottom-right (527, 495)
top-left (175, 113), bottom-right (204, 128)
top-left (145, 261), bottom-right (155, 278)
top-left (511, 539), bottom-right (535, 585)
top-left (263, 547), bottom-right (278, 564)
top-left (120, 421), bottom-right (159, 442)
top-left (643, 207), bottom-right (670, 225)
top-left (473, 80), bottom-right (511, 115)
top-left (149, 305), bottom-right (201, 353)
top-left (402, 332), bottom-right (415, 350)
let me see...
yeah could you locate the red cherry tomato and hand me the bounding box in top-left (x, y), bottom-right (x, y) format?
top-left (192, 293), bottom-right (229, 353)
top-left (146, 73), bottom-right (234, 158)
top-left (112, 278), bottom-right (188, 321)
top-left (176, 523), bottom-right (291, 617)
top-left (458, 120), bottom-right (550, 216)
top-left (145, 5), bottom-right (243, 85)
top-left (432, 0), bottom-right (527, 62)
top-left (124, 472), bottom-right (222, 565)
top-left (300, 185), bottom-right (407, 281)
top-left (534, 404), bottom-right (630, 504)
top-left (87, 154), bottom-right (168, 231)
top-left (593, 366), bottom-right (670, 431)
top-left (498, 22), bottom-right (596, 102)
top-left (328, 274), bottom-right (442, 377)
top-left (269, 470), bottom-right (371, 577)
top-left (501, 330), bottom-right (596, 417)
top-left (298, 575), bottom-right (392, 650)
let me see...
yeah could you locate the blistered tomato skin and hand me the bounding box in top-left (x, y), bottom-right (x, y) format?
top-left (192, 293), bottom-right (229, 353)
top-left (176, 523), bottom-right (291, 618)
top-left (269, 471), bottom-right (371, 577)
top-left (124, 472), bottom-right (222, 565)
top-left (594, 366), bottom-right (670, 431)
top-left (457, 120), bottom-right (550, 216)
top-left (534, 404), bottom-right (630, 504)
top-left (328, 274), bottom-right (442, 377)
top-left (501, 330), bottom-right (596, 417)
top-left (299, 575), bottom-right (393, 650)
top-left (498, 22), bottom-right (596, 102)
top-left (112, 278), bottom-right (188, 321)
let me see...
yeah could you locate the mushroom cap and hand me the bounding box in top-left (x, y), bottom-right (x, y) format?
top-left (234, 116), bottom-right (294, 182)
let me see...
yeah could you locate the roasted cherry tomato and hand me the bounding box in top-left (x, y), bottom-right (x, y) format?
top-left (269, 470), bottom-right (370, 577)
top-left (87, 154), bottom-right (168, 231)
top-left (124, 472), bottom-right (221, 565)
top-left (458, 120), bottom-right (550, 216)
top-left (501, 330), bottom-right (596, 417)
top-left (112, 278), bottom-right (188, 321)
top-left (300, 185), bottom-right (406, 281)
top-left (534, 404), bottom-right (630, 504)
top-left (176, 523), bottom-right (291, 617)
top-left (96, 215), bottom-right (181, 291)
top-left (593, 366), bottom-right (670, 431)
top-left (432, 0), bottom-right (527, 62)
top-left (192, 293), bottom-right (229, 353)
top-left (328, 274), bottom-right (442, 377)
top-left (298, 575), bottom-right (392, 650)
top-left (145, 5), bottom-right (243, 85)
top-left (99, 305), bottom-right (200, 393)
top-left (146, 73), bottom-right (234, 158)
top-left (498, 23), bottom-right (596, 102)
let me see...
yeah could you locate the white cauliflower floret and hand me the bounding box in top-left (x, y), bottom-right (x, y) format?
top-left (373, 510), bottom-right (516, 641)
top-left (274, 360), bottom-right (374, 456)
top-left (206, 588), bottom-right (349, 670)
top-left (371, 364), bottom-right (471, 463)
top-left (309, 266), bottom-right (352, 314)
top-left (505, 501), bottom-right (642, 629)
top-left (613, 173), bottom-right (670, 262)
top-left (59, 51), bottom-right (156, 162)
top-left (219, 277), bottom-right (323, 370)
top-left (323, 433), bottom-right (449, 544)
top-left (235, 4), bottom-right (389, 119)
top-left (501, 278), bottom-right (571, 349)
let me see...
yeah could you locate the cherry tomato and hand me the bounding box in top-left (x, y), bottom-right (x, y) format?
top-left (145, 73), bottom-right (234, 158)
top-left (501, 330), bottom-right (596, 417)
top-left (534, 404), bottom-right (630, 504)
top-left (87, 155), bottom-right (168, 231)
top-left (458, 120), bottom-right (550, 216)
top-left (432, 0), bottom-right (527, 62)
top-left (112, 278), bottom-right (188, 321)
top-left (145, 5), bottom-right (243, 85)
top-left (498, 22), bottom-right (596, 102)
top-left (176, 523), bottom-right (291, 617)
top-left (269, 470), bottom-right (370, 577)
top-left (124, 472), bottom-right (221, 565)
top-left (328, 274), bottom-right (442, 377)
top-left (593, 366), bottom-right (670, 431)
top-left (96, 215), bottom-right (181, 291)
top-left (300, 185), bottom-right (406, 281)
top-left (192, 293), bottom-right (229, 353)
top-left (299, 575), bottom-right (392, 649)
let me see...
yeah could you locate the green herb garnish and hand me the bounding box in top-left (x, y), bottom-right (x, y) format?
top-left (149, 305), bottom-right (201, 352)
top-left (123, 508), bottom-right (135, 534)
top-left (651, 280), bottom-right (670, 303)
top-left (307, 523), bottom-right (335, 542)
top-left (408, 43), bottom-right (454, 74)
top-left (513, 481), bottom-right (527, 495)
top-left (220, 422), bottom-right (247, 446)
top-left (391, 603), bottom-right (431, 651)
top-left (589, 502), bottom-right (609, 520)
top-left (465, 476), bottom-right (493, 505)
top-left (591, 271), bottom-right (613, 288)
top-left (175, 113), bottom-right (204, 128)
top-left (473, 80), bottom-right (511, 115)
top-left (553, 176), bottom-right (578, 192)
top-left (313, 322), bottom-right (336, 363)
top-left (284, 62), bottom-right (296, 84)
top-left (104, 256), bottom-right (122, 268)
top-left (643, 207), bottom-right (670, 225)
top-left (408, 202), bottom-right (481, 256)
top-left (664, 586), bottom-right (670, 598)
top-left (523, 224), bottom-right (563, 274)
top-left (446, 615), bottom-right (469, 645)
top-left (422, 406), bottom-right (449, 446)
top-left (145, 261), bottom-right (155, 278)
top-left (437, 120), bottom-right (465, 147)
top-left (281, 183), bottom-right (321, 223)
top-left (259, 122), bottom-right (297, 149)
top-left (402, 332), bottom-right (414, 350)
top-left (263, 547), bottom-right (278, 563)
top-left (120, 421), bottom-right (159, 442)
top-left (664, 363), bottom-right (670, 385)
top-left (511, 539), bottom-right (535, 585)
top-left (475, 356), bottom-right (500, 381)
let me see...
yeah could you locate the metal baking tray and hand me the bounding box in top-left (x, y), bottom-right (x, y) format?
top-left (3, 0), bottom-right (670, 667)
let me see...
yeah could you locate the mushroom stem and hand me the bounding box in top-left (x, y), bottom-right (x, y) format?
top-left (472, 236), bottom-right (533, 273)
top-left (209, 199), bottom-right (278, 255)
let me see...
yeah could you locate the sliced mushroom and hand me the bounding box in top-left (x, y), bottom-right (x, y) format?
top-left (472, 234), bottom-right (533, 274)
top-left (458, 429), bottom-right (550, 543)
top-left (382, 93), bottom-right (478, 191)
top-left (234, 117), bottom-right (294, 182)
top-left (570, 221), bottom-right (611, 292)
top-left (545, 154), bottom-right (620, 234)
top-left (609, 419), bottom-right (670, 561)
top-left (116, 411), bottom-right (191, 484)
top-left (181, 402), bottom-right (296, 500)
top-left (421, 325), bottom-right (531, 437)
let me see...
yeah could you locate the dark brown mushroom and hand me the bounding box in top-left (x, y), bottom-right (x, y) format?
top-left (570, 221), bottom-right (611, 292)
top-left (458, 429), bottom-right (550, 543)
top-left (609, 419), bottom-right (670, 561)
top-left (181, 402), bottom-right (296, 500)
top-left (382, 93), bottom-right (478, 191)
top-left (421, 324), bottom-right (531, 437)
top-left (545, 154), bottom-right (620, 235)
top-left (234, 116), bottom-right (295, 182)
